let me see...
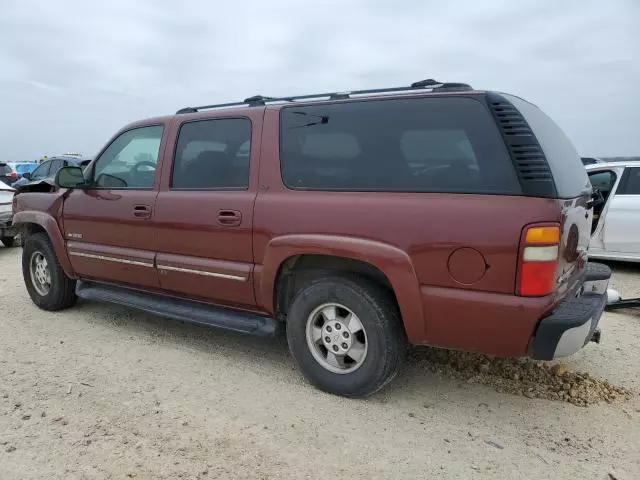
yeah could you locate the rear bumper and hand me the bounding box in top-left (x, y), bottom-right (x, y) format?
top-left (529, 262), bottom-right (611, 360)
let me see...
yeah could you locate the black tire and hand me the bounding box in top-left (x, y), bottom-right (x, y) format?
top-left (1, 236), bottom-right (15, 248)
top-left (286, 275), bottom-right (407, 397)
top-left (22, 232), bottom-right (77, 311)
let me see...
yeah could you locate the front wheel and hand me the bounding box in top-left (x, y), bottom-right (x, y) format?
top-left (286, 275), bottom-right (406, 397)
top-left (22, 233), bottom-right (77, 311)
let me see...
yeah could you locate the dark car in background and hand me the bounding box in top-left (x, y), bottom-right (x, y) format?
top-left (12, 156), bottom-right (91, 190)
top-left (0, 163), bottom-right (20, 185)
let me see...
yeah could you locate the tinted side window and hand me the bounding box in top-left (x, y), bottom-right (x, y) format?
top-left (93, 125), bottom-right (163, 189)
top-left (31, 162), bottom-right (51, 179)
top-left (171, 118), bottom-right (251, 189)
top-left (503, 94), bottom-right (590, 199)
top-left (618, 167), bottom-right (640, 195)
top-left (279, 97), bottom-right (520, 193)
top-left (588, 170), bottom-right (616, 192)
top-left (49, 159), bottom-right (64, 174)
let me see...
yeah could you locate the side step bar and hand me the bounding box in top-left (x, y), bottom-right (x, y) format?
top-left (76, 281), bottom-right (279, 337)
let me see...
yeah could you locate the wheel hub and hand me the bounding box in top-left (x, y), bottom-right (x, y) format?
top-left (29, 251), bottom-right (51, 296)
top-left (305, 303), bottom-right (368, 375)
top-left (322, 320), bottom-right (353, 353)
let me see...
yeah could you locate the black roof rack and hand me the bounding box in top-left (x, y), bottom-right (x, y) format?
top-left (175, 78), bottom-right (473, 114)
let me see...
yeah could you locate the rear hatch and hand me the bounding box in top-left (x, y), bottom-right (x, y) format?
top-left (491, 93), bottom-right (593, 296)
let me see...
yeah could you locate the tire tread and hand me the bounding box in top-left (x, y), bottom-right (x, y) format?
top-left (22, 232), bottom-right (77, 311)
top-left (286, 273), bottom-right (407, 397)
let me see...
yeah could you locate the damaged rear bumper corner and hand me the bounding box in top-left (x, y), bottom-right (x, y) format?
top-left (529, 262), bottom-right (611, 361)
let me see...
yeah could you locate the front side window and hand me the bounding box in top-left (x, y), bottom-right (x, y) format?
top-left (171, 118), bottom-right (251, 189)
top-left (92, 125), bottom-right (164, 189)
top-left (588, 170), bottom-right (617, 194)
top-left (31, 162), bottom-right (51, 180)
top-left (279, 97), bottom-right (520, 193)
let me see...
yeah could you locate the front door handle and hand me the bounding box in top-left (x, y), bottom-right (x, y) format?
top-left (133, 204), bottom-right (152, 219)
top-left (217, 209), bottom-right (242, 226)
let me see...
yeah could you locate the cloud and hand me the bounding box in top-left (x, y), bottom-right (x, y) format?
top-left (0, 0), bottom-right (638, 159)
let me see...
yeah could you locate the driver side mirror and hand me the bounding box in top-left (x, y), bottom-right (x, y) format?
top-left (55, 166), bottom-right (86, 189)
top-left (22, 172), bottom-right (31, 180)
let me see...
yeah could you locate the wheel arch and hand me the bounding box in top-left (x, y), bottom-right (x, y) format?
top-left (256, 234), bottom-right (426, 343)
top-left (14, 211), bottom-right (76, 278)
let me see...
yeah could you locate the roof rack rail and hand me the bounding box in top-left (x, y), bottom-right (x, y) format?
top-left (175, 78), bottom-right (473, 114)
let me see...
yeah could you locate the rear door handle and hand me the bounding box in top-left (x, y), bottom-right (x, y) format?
top-left (217, 209), bottom-right (242, 226)
top-left (133, 204), bottom-right (152, 219)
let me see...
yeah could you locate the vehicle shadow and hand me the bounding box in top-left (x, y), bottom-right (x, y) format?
top-left (68, 299), bottom-right (632, 410)
top-left (602, 260), bottom-right (640, 274)
top-left (0, 245), bottom-right (20, 256)
top-left (73, 298), bottom-right (293, 365)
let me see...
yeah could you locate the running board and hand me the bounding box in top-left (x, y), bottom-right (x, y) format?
top-left (75, 281), bottom-right (279, 337)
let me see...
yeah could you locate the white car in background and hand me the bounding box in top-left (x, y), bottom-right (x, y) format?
top-left (586, 161), bottom-right (640, 262)
top-left (0, 180), bottom-right (18, 247)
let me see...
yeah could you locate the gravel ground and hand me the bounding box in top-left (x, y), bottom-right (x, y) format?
top-left (1, 245), bottom-right (639, 479)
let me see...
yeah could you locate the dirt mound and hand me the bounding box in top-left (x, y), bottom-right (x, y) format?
top-left (412, 348), bottom-right (633, 407)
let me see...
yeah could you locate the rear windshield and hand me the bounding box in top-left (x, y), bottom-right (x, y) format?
top-left (0, 164), bottom-right (11, 175)
top-left (280, 97), bottom-right (521, 194)
top-left (502, 94), bottom-right (591, 199)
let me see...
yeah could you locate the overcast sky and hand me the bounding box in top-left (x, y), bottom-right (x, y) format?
top-left (1, 0), bottom-right (638, 161)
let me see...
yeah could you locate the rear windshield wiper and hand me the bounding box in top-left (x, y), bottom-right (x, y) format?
top-left (290, 111), bottom-right (329, 128)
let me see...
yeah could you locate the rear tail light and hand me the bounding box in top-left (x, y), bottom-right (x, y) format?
top-left (8, 172), bottom-right (18, 181)
top-left (518, 225), bottom-right (560, 297)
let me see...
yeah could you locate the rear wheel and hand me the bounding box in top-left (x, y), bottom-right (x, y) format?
top-left (286, 275), bottom-right (406, 397)
top-left (1, 236), bottom-right (15, 248)
top-left (22, 233), bottom-right (77, 311)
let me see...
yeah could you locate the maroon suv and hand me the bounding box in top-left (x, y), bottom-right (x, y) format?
top-left (13, 79), bottom-right (610, 396)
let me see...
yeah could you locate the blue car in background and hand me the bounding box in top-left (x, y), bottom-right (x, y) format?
top-left (11, 156), bottom-right (91, 189)
top-left (11, 162), bottom-right (38, 177)
top-left (5, 162), bottom-right (38, 183)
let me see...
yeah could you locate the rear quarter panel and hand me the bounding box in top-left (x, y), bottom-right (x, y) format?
top-left (254, 109), bottom-right (561, 346)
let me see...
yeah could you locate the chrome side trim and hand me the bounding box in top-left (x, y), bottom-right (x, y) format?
top-left (157, 264), bottom-right (246, 281)
top-left (69, 251), bottom-right (247, 281)
top-left (69, 251), bottom-right (154, 268)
